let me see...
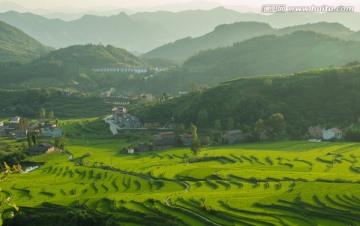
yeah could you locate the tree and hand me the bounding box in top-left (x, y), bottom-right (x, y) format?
top-left (264, 77), bottom-right (273, 86)
top-left (267, 113), bottom-right (286, 138)
top-left (39, 108), bottom-right (46, 120)
top-left (177, 123), bottom-right (185, 134)
top-left (0, 162), bottom-right (21, 217)
top-left (226, 117), bottom-right (234, 130)
top-left (31, 134), bottom-right (37, 146)
top-left (202, 136), bottom-right (211, 146)
top-left (197, 109), bottom-right (208, 128)
top-left (59, 136), bottom-right (65, 150)
top-left (190, 123), bottom-right (201, 157)
top-left (55, 118), bottom-right (59, 127)
top-left (214, 119), bottom-right (222, 132)
top-left (48, 111), bottom-right (54, 119)
top-left (213, 119), bottom-right (222, 142)
top-left (161, 93), bottom-right (170, 101)
top-left (19, 118), bottom-right (29, 130)
top-left (255, 119), bottom-right (266, 140)
top-left (26, 134), bottom-right (32, 147)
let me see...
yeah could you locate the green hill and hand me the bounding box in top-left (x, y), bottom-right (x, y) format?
top-left (0, 20), bottom-right (52, 63)
top-left (0, 88), bottom-right (111, 119)
top-left (0, 44), bottom-right (147, 89)
top-left (182, 31), bottom-right (360, 85)
top-left (135, 64), bottom-right (360, 138)
top-left (276, 22), bottom-right (353, 39)
top-left (143, 22), bottom-right (275, 64)
top-left (144, 22), bottom-right (357, 64)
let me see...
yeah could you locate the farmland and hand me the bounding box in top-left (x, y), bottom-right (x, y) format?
top-left (2, 139), bottom-right (360, 225)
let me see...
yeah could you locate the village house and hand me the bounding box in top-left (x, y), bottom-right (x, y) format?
top-left (112, 107), bottom-right (140, 129)
top-left (224, 130), bottom-right (245, 144)
top-left (28, 142), bottom-right (55, 155)
top-left (15, 129), bottom-right (28, 138)
top-left (127, 147), bottom-right (134, 154)
top-left (100, 90), bottom-right (111, 98)
top-left (8, 116), bottom-right (20, 129)
top-left (41, 127), bottom-right (63, 138)
top-left (180, 133), bottom-right (192, 146)
top-left (308, 125), bottom-right (325, 139)
top-left (93, 67), bottom-right (148, 74)
top-left (140, 94), bottom-right (153, 101)
top-left (0, 122), bottom-right (5, 137)
top-left (153, 132), bottom-right (176, 148)
top-left (322, 128), bottom-right (343, 140)
top-left (61, 89), bottom-right (72, 97)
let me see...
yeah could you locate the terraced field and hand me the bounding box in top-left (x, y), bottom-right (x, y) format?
top-left (3, 141), bottom-right (360, 225)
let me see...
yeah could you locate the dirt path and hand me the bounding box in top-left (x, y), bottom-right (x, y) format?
top-left (164, 197), bottom-right (222, 226)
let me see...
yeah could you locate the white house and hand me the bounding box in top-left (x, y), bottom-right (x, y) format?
top-left (127, 148), bottom-right (134, 154)
top-left (9, 116), bottom-right (20, 124)
top-left (42, 128), bottom-right (63, 138)
top-left (322, 128), bottom-right (343, 140)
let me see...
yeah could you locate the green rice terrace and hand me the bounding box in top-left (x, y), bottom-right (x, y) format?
top-left (3, 138), bottom-right (360, 225)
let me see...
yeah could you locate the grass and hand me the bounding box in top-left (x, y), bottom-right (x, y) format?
top-left (3, 140), bottom-right (360, 225)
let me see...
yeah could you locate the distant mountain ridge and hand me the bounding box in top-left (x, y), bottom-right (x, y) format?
top-left (144, 21), bottom-right (358, 64)
top-left (0, 20), bottom-right (52, 63)
top-left (2, 8), bottom-right (360, 53)
top-left (143, 22), bottom-right (275, 63)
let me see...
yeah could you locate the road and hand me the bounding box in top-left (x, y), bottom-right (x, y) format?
top-left (104, 116), bottom-right (121, 135)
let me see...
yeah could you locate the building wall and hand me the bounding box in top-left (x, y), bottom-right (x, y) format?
top-left (323, 130), bottom-right (335, 140)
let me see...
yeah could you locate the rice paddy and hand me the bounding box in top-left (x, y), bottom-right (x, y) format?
top-left (3, 140), bottom-right (360, 225)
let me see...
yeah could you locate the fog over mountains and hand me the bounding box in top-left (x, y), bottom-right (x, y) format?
top-left (2, 5), bottom-right (360, 53)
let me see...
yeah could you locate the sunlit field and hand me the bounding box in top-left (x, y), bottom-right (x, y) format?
top-left (3, 140), bottom-right (360, 225)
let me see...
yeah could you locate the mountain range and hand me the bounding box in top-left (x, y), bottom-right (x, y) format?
top-left (144, 21), bottom-right (360, 64)
top-left (2, 8), bottom-right (360, 53)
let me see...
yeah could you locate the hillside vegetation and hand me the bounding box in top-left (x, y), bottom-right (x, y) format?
top-left (0, 44), bottom-right (147, 89)
top-left (0, 20), bottom-right (52, 63)
top-left (143, 22), bottom-right (274, 64)
top-left (0, 88), bottom-right (111, 119)
top-left (181, 31), bottom-right (360, 85)
top-left (144, 22), bottom-right (356, 64)
top-left (135, 65), bottom-right (360, 138)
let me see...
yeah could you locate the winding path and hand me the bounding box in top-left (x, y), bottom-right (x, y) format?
top-left (104, 116), bottom-right (121, 135)
top-left (164, 197), bottom-right (222, 226)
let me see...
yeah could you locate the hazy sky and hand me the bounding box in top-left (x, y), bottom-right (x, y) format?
top-left (2, 0), bottom-right (360, 10)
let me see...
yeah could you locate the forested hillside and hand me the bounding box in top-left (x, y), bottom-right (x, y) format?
top-left (135, 65), bottom-right (360, 138)
top-left (0, 44), bottom-right (147, 89)
top-left (182, 31), bottom-right (360, 85)
top-left (143, 22), bottom-right (274, 63)
top-left (144, 22), bottom-right (357, 64)
top-left (0, 20), bottom-right (52, 63)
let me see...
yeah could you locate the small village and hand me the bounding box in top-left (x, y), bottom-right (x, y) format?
top-left (0, 116), bottom-right (63, 156)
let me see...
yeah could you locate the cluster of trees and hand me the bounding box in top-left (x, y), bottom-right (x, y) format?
top-left (136, 65), bottom-right (360, 140)
top-left (254, 113), bottom-right (286, 140)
